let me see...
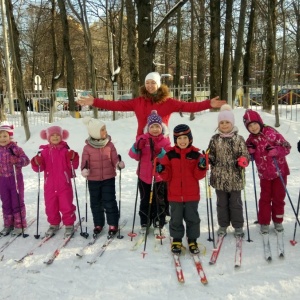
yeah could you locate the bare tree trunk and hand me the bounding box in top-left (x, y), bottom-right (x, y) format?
top-left (174, 3), bottom-right (182, 99)
top-left (0, 55), bottom-right (5, 121)
top-left (57, 0), bottom-right (76, 115)
top-left (190, 0), bottom-right (195, 120)
top-left (5, 0), bottom-right (30, 140)
top-left (209, 0), bottom-right (221, 98)
top-left (293, 1), bottom-right (300, 84)
top-left (263, 0), bottom-right (276, 113)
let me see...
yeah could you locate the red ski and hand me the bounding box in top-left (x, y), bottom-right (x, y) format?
top-left (173, 254), bottom-right (185, 283)
top-left (209, 234), bottom-right (225, 265)
top-left (234, 236), bottom-right (243, 268)
top-left (191, 254), bottom-right (208, 284)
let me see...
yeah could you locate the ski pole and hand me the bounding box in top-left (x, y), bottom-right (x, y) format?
top-left (70, 159), bottom-right (89, 238)
top-left (117, 154), bottom-right (124, 239)
top-left (142, 157), bottom-right (157, 258)
top-left (203, 151), bottom-right (212, 242)
top-left (290, 190), bottom-right (300, 246)
top-left (84, 161), bottom-right (89, 238)
top-left (9, 149), bottom-right (29, 238)
top-left (250, 155), bottom-right (259, 224)
top-left (242, 169), bottom-right (253, 242)
top-left (207, 167), bottom-right (215, 248)
top-left (34, 151), bottom-right (41, 239)
top-left (272, 157), bottom-right (300, 226)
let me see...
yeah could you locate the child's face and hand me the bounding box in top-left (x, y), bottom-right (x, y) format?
top-left (49, 133), bottom-right (62, 145)
top-left (0, 131), bottom-right (10, 146)
top-left (248, 122), bottom-right (261, 134)
top-left (219, 120), bottom-right (233, 133)
top-left (176, 135), bottom-right (189, 149)
top-left (100, 126), bottom-right (107, 139)
top-left (145, 79), bottom-right (158, 94)
top-left (149, 124), bottom-right (162, 136)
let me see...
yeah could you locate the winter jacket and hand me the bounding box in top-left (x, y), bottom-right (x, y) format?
top-left (245, 126), bottom-right (290, 180)
top-left (31, 141), bottom-right (79, 192)
top-left (0, 142), bottom-right (30, 177)
top-left (92, 86), bottom-right (211, 136)
top-left (81, 136), bottom-right (119, 181)
top-left (208, 127), bottom-right (250, 192)
top-left (129, 132), bottom-right (171, 184)
top-left (159, 145), bottom-right (206, 202)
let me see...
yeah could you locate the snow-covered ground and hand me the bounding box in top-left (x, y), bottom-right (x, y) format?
top-left (1, 106), bottom-right (300, 300)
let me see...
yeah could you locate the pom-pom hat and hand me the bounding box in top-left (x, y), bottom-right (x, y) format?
top-left (173, 124), bottom-right (193, 145)
top-left (83, 116), bottom-right (105, 140)
top-left (145, 72), bottom-right (161, 88)
top-left (0, 123), bottom-right (14, 137)
top-left (40, 126), bottom-right (69, 142)
top-left (243, 109), bottom-right (264, 131)
top-left (218, 104), bottom-right (235, 126)
top-left (147, 110), bottom-right (162, 129)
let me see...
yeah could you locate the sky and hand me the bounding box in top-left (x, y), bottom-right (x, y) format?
top-left (1, 105), bottom-right (300, 300)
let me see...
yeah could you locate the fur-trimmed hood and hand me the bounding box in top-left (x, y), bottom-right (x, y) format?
top-left (139, 84), bottom-right (170, 104)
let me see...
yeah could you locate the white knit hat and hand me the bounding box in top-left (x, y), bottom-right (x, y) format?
top-left (83, 116), bottom-right (105, 139)
top-left (145, 72), bottom-right (161, 88)
top-left (218, 104), bottom-right (235, 126)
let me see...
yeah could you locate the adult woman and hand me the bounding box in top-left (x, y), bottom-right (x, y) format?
top-left (77, 72), bottom-right (226, 136)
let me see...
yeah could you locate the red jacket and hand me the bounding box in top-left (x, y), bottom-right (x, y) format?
top-left (159, 145), bottom-right (206, 202)
top-left (93, 97), bottom-right (211, 136)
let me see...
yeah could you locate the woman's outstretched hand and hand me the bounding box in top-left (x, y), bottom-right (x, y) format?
top-left (210, 96), bottom-right (227, 108)
top-left (77, 94), bottom-right (95, 106)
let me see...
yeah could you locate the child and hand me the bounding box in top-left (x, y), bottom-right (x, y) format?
top-left (81, 117), bottom-right (125, 236)
top-left (156, 124), bottom-right (206, 254)
top-left (208, 104), bottom-right (250, 237)
top-left (129, 110), bottom-right (170, 235)
top-left (31, 126), bottom-right (79, 238)
top-left (0, 124), bottom-right (29, 236)
top-left (243, 109), bottom-right (291, 233)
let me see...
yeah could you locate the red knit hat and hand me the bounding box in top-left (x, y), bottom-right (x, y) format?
top-left (40, 126), bottom-right (69, 142)
top-left (243, 109), bottom-right (264, 132)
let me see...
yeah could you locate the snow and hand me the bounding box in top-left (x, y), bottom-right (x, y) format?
top-left (2, 107), bottom-right (300, 300)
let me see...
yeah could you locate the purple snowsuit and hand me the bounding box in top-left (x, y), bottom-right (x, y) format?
top-left (31, 141), bottom-right (78, 226)
top-left (0, 142), bottom-right (30, 228)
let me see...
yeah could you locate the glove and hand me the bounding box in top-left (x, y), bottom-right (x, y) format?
top-left (10, 156), bottom-right (19, 165)
top-left (156, 163), bottom-right (165, 173)
top-left (298, 140), bottom-right (300, 153)
top-left (266, 145), bottom-right (278, 157)
top-left (156, 148), bottom-right (166, 159)
top-left (134, 139), bottom-right (147, 150)
top-left (67, 150), bottom-right (77, 161)
top-left (247, 144), bottom-right (256, 155)
top-left (198, 156), bottom-right (206, 169)
top-left (81, 168), bottom-right (89, 178)
top-left (237, 156), bottom-right (249, 168)
top-left (117, 161), bottom-right (125, 170)
top-left (34, 155), bottom-right (43, 166)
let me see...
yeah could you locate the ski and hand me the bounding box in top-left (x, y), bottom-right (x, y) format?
top-left (130, 234), bottom-right (145, 251)
top-left (234, 236), bottom-right (243, 268)
top-left (262, 233), bottom-right (272, 262)
top-left (76, 230), bottom-right (105, 258)
top-left (209, 234), bottom-right (225, 265)
top-left (0, 218), bottom-right (36, 254)
top-left (44, 217), bottom-right (84, 265)
top-left (275, 230), bottom-right (284, 258)
top-left (87, 219), bottom-right (127, 265)
top-left (173, 254), bottom-right (185, 283)
top-left (191, 253), bottom-right (208, 285)
top-left (15, 225), bottom-right (63, 263)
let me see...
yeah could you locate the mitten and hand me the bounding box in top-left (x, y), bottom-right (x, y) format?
top-left (247, 144), bottom-right (256, 155)
top-left (117, 161), bottom-right (125, 170)
top-left (67, 150), bottom-right (77, 161)
top-left (134, 139), bottom-right (146, 150)
top-left (34, 155), bottom-right (43, 166)
top-left (81, 168), bottom-right (89, 178)
top-left (198, 156), bottom-right (206, 169)
top-left (156, 163), bottom-right (165, 173)
top-left (266, 145), bottom-right (278, 157)
top-left (10, 156), bottom-right (19, 165)
top-left (156, 148), bottom-right (166, 159)
top-left (237, 156), bottom-right (249, 168)
top-left (298, 140), bottom-right (300, 153)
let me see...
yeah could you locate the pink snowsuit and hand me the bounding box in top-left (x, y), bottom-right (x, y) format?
top-left (31, 141), bottom-right (78, 226)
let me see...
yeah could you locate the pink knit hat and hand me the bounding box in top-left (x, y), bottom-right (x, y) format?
top-left (218, 104), bottom-right (235, 126)
top-left (40, 126), bottom-right (69, 142)
top-left (0, 124), bottom-right (14, 137)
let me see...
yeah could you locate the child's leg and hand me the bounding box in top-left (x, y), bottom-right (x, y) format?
top-left (169, 202), bottom-right (185, 240)
top-left (184, 201), bottom-right (200, 240)
top-left (258, 179), bottom-right (272, 225)
top-left (271, 176), bottom-right (286, 224)
top-left (152, 181), bottom-right (166, 228)
top-left (0, 177), bottom-right (14, 228)
top-left (101, 178), bottom-right (119, 226)
top-left (228, 190), bottom-right (244, 229)
top-left (58, 187), bottom-right (76, 226)
top-left (88, 180), bottom-right (105, 227)
top-left (216, 190), bottom-right (230, 228)
top-left (138, 179), bottom-right (151, 227)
